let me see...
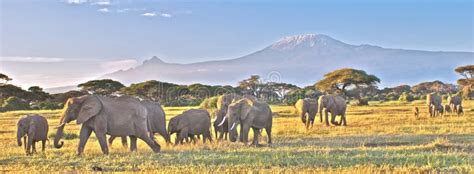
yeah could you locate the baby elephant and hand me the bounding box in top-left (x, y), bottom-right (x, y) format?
top-left (444, 105), bottom-right (452, 114)
top-left (168, 109), bottom-right (212, 145)
top-left (17, 115), bottom-right (49, 155)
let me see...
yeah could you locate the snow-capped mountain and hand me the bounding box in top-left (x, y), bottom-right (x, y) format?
top-left (101, 34), bottom-right (473, 87)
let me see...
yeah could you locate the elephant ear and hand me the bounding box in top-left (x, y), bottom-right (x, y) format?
top-left (239, 99), bottom-right (253, 121)
top-left (177, 117), bottom-right (189, 130)
top-left (77, 96), bottom-right (102, 124)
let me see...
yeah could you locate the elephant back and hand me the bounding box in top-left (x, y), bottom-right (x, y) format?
top-left (29, 115), bottom-right (49, 141)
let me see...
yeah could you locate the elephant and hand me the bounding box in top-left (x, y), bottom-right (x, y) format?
top-left (294, 98), bottom-right (319, 129)
top-left (54, 95), bottom-right (161, 155)
top-left (108, 100), bottom-right (170, 150)
top-left (17, 115), bottom-right (49, 155)
top-left (219, 98), bottom-right (272, 146)
top-left (318, 95), bottom-right (347, 126)
top-left (426, 93), bottom-right (442, 117)
top-left (213, 94), bottom-right (241, 141)
top-left (444, 104), bottom-right (452, 114)
top-left (168, 109), bottom-right (212, 145)
top-left (448, 95), bottom-right (462, 113)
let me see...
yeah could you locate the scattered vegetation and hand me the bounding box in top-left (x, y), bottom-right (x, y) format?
top-left (0, 101), bottom-right (471, 172)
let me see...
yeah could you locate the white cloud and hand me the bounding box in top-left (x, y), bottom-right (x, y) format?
top-left (161, 13), bottom-right (172, 18)
top-left (0, 57), bottom-right (65, 63)
top-left (142, 12), bottom-right (156, 17)
top-left (92, 1), bottom-right (111, 6)
top-left (65, 0), bottom-right (88, 4)
top-left (100, 59), bottom-right (139, 73)
top-left (117, 8), bottom-right (146, 13)
top-left (98, 8), bottom-right (110, 12)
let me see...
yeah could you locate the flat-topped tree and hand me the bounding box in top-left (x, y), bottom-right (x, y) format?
top-left (0, 73), bottom-right (12, 85)
top-left (315, 68), bottom-right (380, 104)
top-left (78, 79), bottom-right (125, 96)
top-left (455, 65), bottom-right (474, 99)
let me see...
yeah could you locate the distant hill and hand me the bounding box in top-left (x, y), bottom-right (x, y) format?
top-left (44, 85), bottom-right (78, 94)
top-left (101, 34), bottom-right (473, 87)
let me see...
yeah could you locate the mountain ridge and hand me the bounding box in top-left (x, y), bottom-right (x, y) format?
top-left (101, 34), bottom-right (473, 88)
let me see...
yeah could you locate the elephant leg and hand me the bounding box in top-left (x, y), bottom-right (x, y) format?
top-left (218, 129), bottom-right (224, 141)
top-left (265, 125), bottom-right (272, 144)
top-left (95, 132), bottom-right (109, 155)
top-left (42, 140), bottom-right (46, 152)
top-left (330, 113), bottom-right (338, 126)
top-left (176, 130), bottom-right (187, 145)
top-left (23, 137), bottom-right (27, 152)
top-left (224, 132), bottom-right (228, 140)
top-left (324, 110), bottom-right (330, 126)
top-left (26, 136), bottom-right (33, 155)
top-left (241, 124), bottom-right (250, 144)
top-left (108, 136), bottom-right (116, 146)
top-left (239, 124), bottom-right (244, 142)
top-left (77, 126), bottom-right (92, 156)
top-left (32, 141), bottom-right (37, 153)
top-left (251, 127), bottom-right (259, 146)
top-left (129, 136), bottom-right (138, 152)
top-left (121, 136), bottom-right (128, 148)
top-left (320, 112), bottom-right (323, 123)
top-left (137, 133), bottom-right (161, 153)
top-left (341, 113), bottom-right (347, 126)
top-left (156, 124), bottom-right (170, 144)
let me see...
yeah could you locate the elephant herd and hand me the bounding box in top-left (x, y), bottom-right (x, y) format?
top-left (16, 94), bottom-right (273, 155)
top-left (294, 95), bottom-right (347, 129)
top-left (424, 93), bottom-right (464, 118)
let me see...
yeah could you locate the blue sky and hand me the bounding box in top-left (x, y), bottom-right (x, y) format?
top-left (0, 0), bottom-right (473, 88)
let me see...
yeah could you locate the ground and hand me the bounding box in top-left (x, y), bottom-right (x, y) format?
top-left (0, 100), bottom-right (472, 172)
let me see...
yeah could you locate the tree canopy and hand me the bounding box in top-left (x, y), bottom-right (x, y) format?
top-left (315, 68), bottom-right (380, 95)
top-left (455, 65), bottom-right (474, 87)
top-left (0, 73), bottom-right (12, 85)
top-left (78, 79), bottom-right (125, 96)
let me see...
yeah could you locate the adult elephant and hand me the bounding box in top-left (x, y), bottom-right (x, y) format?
top-left (447, 95), bottom-right (462, 113)
top-left (318, 95), bottom-right (347, 126)
top-left (219, 98), bottom-right (272, 146)
top-left (213, 93), bottom-right (241, 141)
top-left (54, 95), bottom-right (160, 155)
top-left (108, 100), bottom-right (170, 151)
top-left (426, 93), bottom-right (442, 117)
top-left (294, 98), bottom-right (318, 129)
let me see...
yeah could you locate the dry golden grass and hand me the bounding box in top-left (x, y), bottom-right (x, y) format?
top-left (0, 100), bottom-right (472, 172)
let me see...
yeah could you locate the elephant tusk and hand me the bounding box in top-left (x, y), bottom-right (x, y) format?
top-left (217, 117), bottom-right (226, 127)
top-left (230, 122), bottom-right (236, 131)
top-left (55, 123), bottom-right (65, 128)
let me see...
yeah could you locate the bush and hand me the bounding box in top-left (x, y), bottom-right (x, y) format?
top-left (49, 132), bottom-right (79, 140)
top-left (398, 92), bottom-right (414, 102)
top-left (38, 102), bottom-right (63, 110)
top-left (1, 96), bottom-right (30, 111)
top-left (164, 95), bottom-right (202, 107)
top-left (350, 98), bottom-right (369, 106)
top-left (199, 96), bottom-right (219, 110)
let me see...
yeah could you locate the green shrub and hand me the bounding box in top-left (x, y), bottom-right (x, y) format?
top-left (398, 92), bottom-right (414, 102)
top-left (1, 96), bottom-right (30, 111)
top-left (199, 96), bottom-right (219, 110)
top-left (164, 95), bottom-right (202, 107)
top-left (49, 132), bottom-right (79, 140)
top-left (38, 102), bottom-right (64, 110)
top-left (350, 98), bottom-right (369, 106)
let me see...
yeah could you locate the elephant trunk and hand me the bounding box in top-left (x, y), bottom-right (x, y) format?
top-left (214, 126), bottom-right (218, 139)
top-left (17, 128), bottom-right (23, 147)
top-left (54, 124), bottom-right (65, 148)
top-left (301, 112), bottom-right (306, 124)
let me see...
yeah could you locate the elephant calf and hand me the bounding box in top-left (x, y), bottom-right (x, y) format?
top-left (168, 109), bottom-right (212, 145)
top-left (17, 115), bottom-right (49, 155)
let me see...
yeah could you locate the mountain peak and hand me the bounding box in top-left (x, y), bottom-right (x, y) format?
top-left (269, 34), bottom-right (344, 51)
top-left (143, 56), bottom-right (165, 64)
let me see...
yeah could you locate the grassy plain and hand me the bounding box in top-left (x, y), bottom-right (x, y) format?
top-left (0, 100), bottom-right (472, 172)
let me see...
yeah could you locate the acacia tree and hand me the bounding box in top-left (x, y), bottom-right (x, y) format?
top-left (315, 68), bottom-right (380, 103)
top-left (455, 65), bottom-right (474, 99)
top-left (0, 73), bottom-right (12, 85)
top-left (78, 79), bottom-right (125, 96)
top-left (238, 75), bottom-right (265, 98)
